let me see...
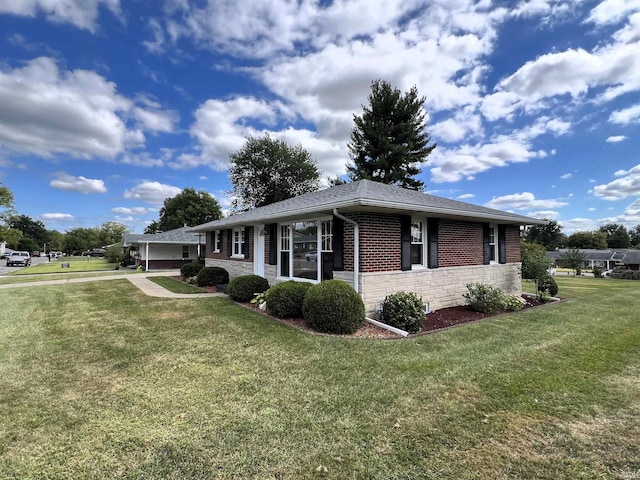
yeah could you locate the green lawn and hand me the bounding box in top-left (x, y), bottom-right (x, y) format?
top-left (7, 256), bottom-right (119, 276)
top-left (0, 276), bottom-right (638, 479)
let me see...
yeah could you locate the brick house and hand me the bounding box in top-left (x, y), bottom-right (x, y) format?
top-left (189, 180), bottom-right (545, 313)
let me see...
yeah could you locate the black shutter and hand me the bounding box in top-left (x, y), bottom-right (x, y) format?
top-left (333, 216), bottom-right (344, 271)
top-left (268, 223), bottom-right (277, 265)
top-left (226, 229), bottom-right (233, 257)
top-left (482, 223), bottom-right (491, 265)
top-left (427, 218), bottom-right (439, 269)
top-left (242, 226), bottom-right (250, 258)
top-left (321, 252), bottom-right (334, 280)
top-left (280, 252), bottom-right (289, 277)
top-left (498, 225), bottom-right (507, 264)
top-left (401, 215), bottom-right (412, 271)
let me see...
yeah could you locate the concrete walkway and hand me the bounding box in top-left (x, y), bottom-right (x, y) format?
top-left (0, 270), bottom-right (225, 299)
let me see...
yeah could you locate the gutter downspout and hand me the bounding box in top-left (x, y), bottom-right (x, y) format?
top-left (145, 242), bottom-right (149, 272)
top-left (333, 209), bottom-right (359, 294)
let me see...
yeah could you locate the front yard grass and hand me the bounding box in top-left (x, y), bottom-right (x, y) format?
top-left (0, 276), bottom-right (638, 479)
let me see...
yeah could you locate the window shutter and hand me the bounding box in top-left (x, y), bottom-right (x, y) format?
top-left (321, 252), bottom-right (334, 280)
top-left (401, 215), bottom-right (412, 271)
top-left (268, 223), bottom-right (277, 265)
top-left (333, 216), bottom-right (344, 271)
top-left (226, 229), bottom-right (233, 257)
top-left (427, 218), bottom-right (439, 269)
top-left (482, 223), bottom-right (491, 265)
top-left (498, 225), bottom-right (507, 264)
top-left (242, 226), bottom-right (250, 258)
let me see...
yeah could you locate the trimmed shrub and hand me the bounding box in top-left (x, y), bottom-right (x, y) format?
top-left (592, 266), bottom-right (603, 278)
top-left (380, 291), bottom-right (424, 334)
top-left (227, 275), bottom-right (270, 302)
top-left (611, 269), bottom-right (640, 280)
top-left (302, 280), bottom-right (365, 334)
top-left (463, 283), bottom-right (506, 314)
top-left (181, 260), bottom-right (204, 279)
top-left (537, 275), bottom-right (558, 297)
top-left (265, 281), bottom-right (313, 318)
top-left (196, 266), bottom-right (229, 287)
top-left (503, 294), bottom-right (525, 312)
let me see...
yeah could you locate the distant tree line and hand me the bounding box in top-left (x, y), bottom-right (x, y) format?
top-left (523, 220), bottom-right (640, 250)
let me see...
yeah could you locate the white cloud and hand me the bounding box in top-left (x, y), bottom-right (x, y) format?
top-left (587, 0), bottom-right (640, 26)
top-left (560, 173), bottom-right (572, 180)
top-left (485, 192), bottom-right (568, 210)
top-left (0, 0), bottom-right (122, 32)
top-left (123, 181), bottom-right (182, 206)
top-left (40, 212), bottom-right (74, 221)
top-left (0, 57), bottom-right (177, 160)
top-left (50, 173), bottom-right (107, 194)
top-left (111, 206), bottom-right (153, 215)
top-left (457, 193), bottom-right (475, 199)
top-left (591, 164), bottom-right (640, 200)
top-left (606, 135), bottom-right (628, 143)
top-left (609, 103), bottom-right (640, 125)
top-left (529, 210), bottom-right (560, 219)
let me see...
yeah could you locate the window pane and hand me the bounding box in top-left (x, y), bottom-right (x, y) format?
top-left (411, 244), bottom-right (422, 265)
top-left (321, 220), bottom-right (333, 251)
top-left (411, 221), bottom-right (423, 243)
top-left (293, 221), bottom-right (317, 280)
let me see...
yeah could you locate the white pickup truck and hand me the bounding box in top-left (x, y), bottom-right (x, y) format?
top-left (6, 251), bottom-right (31, 267)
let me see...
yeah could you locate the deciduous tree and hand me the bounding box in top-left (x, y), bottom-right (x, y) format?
top-left (599, 223), bottom-right (630, 248)
top-left (145, 188), bottom-right (222, 233)
top-left (346, 80), bottom-right (436, 191)
top-left (229, 135), bottom-right (321, 211)
top-left (522, 219), bottom-right (566, 250)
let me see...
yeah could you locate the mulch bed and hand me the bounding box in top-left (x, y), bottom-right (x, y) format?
top-left (174, 276), bottom-right (554, 339)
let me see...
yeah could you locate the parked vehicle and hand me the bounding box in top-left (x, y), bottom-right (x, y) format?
top-left (82, 248), bottom-right (106, 257)
top-left (6, 251), bottom-right (31, 267)
top-left (1, 249), bottom-right (14, 260)
top-left (304, 250), bottom-right (318, 261)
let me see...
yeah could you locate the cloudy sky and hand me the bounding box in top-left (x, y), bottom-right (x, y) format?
top-left (0, 0), bottom-right (639, 235)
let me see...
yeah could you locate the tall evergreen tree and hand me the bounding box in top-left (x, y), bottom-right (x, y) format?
top-left (346, 80), bottom-right (436, 191)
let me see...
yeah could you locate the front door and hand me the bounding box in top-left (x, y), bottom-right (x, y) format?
top-left (254, 225), bottom-right (265, 277)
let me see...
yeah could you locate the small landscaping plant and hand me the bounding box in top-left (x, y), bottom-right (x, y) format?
top-left (380, 291), bottom-right (424, 334)
top-left (302, 280), bottom-right (365, 334)
top-left (502, 294), bottom-right (525, 312)
top-left (180, 260), bottom-right (204, 279)
top-left (226, 275), bottom-right (270, 302)
top-left (265, 281), bottom-right (312, 318)
top-left (463, 283), bottom-right (507, 314)
top-left (196, 266), bottom-right (229, 287)
top-left (537, 275), bottom-right (558, 297)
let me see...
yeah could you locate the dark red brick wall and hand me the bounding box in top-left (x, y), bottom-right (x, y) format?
top-left (438, 220), bottom-right (484, 267)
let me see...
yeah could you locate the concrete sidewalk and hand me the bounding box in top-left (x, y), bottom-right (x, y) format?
top-left (0, 270), bottom-right (225, 299)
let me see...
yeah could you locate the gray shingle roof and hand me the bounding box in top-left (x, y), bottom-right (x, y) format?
top-left (189, 180), bottom-right (546, 232)
top-left (123, 227), bottom-right (201, 246)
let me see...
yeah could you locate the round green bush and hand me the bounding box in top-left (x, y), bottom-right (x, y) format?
top-left (196, 266), bottom-right (229, 287)
top-left (380, 291), bottom-right (424, 334)
top-left (226, 275), bottom-right (270, 302)
top-left (180, 260), bottom-right (204, 279)
top-left (265, 281), bottom-right (312, 318)
top-left (537, 275), bottom-right (558, 297)
top-left (302, 280), bottom-right (365, 334)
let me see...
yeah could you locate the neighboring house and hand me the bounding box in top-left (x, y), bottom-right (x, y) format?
top-left (122, 227), bottom-right (204, 270)
top-left (189, 180), bottom-right (545, 313)
top-left (547, 249), bottom-right (618, 270)
top-left (547, 248), bottom-right (640, 271)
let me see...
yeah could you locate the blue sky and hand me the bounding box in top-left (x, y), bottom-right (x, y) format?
top-left (0, 0), bottom-right (639, 235)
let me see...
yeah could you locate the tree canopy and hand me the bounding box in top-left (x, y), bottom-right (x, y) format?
top-left (599, 223), bottom-right (631, 249)
top-left (228, 134), bottom-right (321, 212)
top-left (566, 230), bottom-right (608, 250)
top-left (145, 188), bottom-right (222, 233)
top-left (522, 219), bottom-right (566, 250)
top-left (346, 79), bottom-right (436, 191)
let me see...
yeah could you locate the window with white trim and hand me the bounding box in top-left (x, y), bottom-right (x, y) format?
top-left (182, 245), bottom-right (190, 259)
top-left (232, 228), bottom-right (245, 257)
top-left (212, 230), bottom-right (221, 253)
top-left (278, 218), bottom-right (332, 281)
top-left (489, 224), bottom-right (497, 263)
top-left (411, 218), bottom-right (425, 267)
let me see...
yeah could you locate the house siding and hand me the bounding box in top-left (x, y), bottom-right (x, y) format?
top-left (205, 227), bottom-right (254, 263)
